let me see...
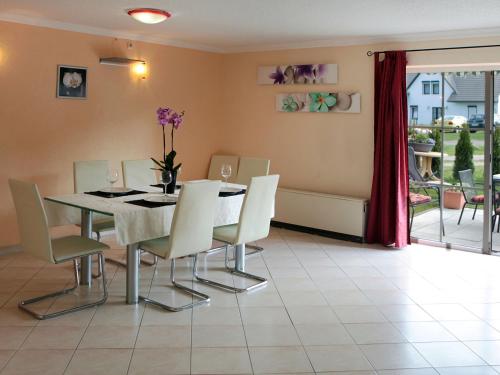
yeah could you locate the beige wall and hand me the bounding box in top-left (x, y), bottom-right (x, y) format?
top-left (0, 21), bottom-right (224, 247)
top-left (220, 37), bottom-right (500, 201)
top-left (1, 19), bottom-right (499, 247)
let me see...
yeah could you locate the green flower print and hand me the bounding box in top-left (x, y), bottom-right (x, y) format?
top-left (309, 92), bottom-right (336, 112)
top-left (282, 95), bottom-right (299, 112)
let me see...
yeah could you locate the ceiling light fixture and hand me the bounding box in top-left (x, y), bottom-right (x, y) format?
top-left (127, 8), bottom-right (171, 24)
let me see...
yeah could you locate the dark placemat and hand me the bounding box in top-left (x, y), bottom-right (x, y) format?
top-left (219, 189), bottom-right (246, 197)
top-left (126, 199), bottom-right (177, 208)
top-left (85, 190), bottom-right (147, 199)
top-left (150, 184), bottom-right (182, 189)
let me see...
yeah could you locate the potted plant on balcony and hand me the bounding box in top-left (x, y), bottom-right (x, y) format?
top-left (409, 132), bottom-right (436, 153)
top-left (443, 186), bottom-right (465, 209)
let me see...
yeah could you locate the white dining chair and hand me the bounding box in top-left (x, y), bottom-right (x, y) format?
top-left (9, 179), bottom-right (108, 320)
top-left (235, 156), bottom-right (270, 186)
top-left (73, 160), bottom-right (116, 241)
top-left (138, 180), bottom-right (221, 311)
top-left (122, 159), bottom-right (157, 189)
top-left (196, 174), bottom-right (279, 292)
top-left (234, 156), bottom-right (271, 255)
top-left (208, 155), bottom-right (239, 182)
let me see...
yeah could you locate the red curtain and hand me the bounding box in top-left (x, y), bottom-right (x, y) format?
top-left (366, 51), bottom-right (410, 248)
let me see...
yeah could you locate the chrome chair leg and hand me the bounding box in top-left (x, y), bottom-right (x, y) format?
top-left (106, 251), bottom-right (158, 268)
top-left (139, 258), bottom-right (210, 312)
top-left (245, 244), bottom-right (264, 256)
top-left (194, 245), bottom-right (267, 293)
top-left (19, 253), bottom-right (108, 320)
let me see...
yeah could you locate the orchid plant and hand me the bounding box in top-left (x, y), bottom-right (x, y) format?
top-left (151, 107), bottom-right (185, 174)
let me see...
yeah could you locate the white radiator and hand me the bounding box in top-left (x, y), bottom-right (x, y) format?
top-left (273, 188), bottom-right (369, 240)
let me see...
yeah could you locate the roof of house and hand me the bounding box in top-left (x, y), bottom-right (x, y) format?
top-left (447, 74), bottom-right (500, 102)
top-left (407, 73), bottom-right (500, 102)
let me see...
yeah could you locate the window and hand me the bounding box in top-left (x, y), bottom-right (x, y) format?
top-left (422, 81), bottom-right (431, 95)
top-left (432, 107), bottom-right (442, 121)
top-left (410, 105), bottom-right (418, 120)
top-left (468, 105), bottom-right (477, 119)
top-left (432, 81), bottom-right (440, 95)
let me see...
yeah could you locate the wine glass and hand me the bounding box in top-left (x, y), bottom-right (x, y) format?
top-left (221, 164), bottom-right (232, 188)
top-left (106, 169), bottom-right (119, 189)
top-left (162, 170), bottom-right (172, 198)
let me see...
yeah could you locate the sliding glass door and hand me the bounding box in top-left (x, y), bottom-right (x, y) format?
top-left (408, 70), bottom-right (498, 254)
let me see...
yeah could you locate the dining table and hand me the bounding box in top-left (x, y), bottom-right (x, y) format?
top-left (44, 182), bottom-right (247, 304)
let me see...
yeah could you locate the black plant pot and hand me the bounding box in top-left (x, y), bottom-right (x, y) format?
top-left (162, 170), bottom-right (177, 194)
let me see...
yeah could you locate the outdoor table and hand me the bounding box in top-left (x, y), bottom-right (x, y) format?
top-left (414, 151), bottom-right (448, 180)
top-left (44, 182), bottom-right (247, 304)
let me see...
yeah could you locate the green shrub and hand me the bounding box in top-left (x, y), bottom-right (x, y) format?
top-left (493, 127), bottom-right (500, 175)
top-left (453, 126), bottom-right (475, 181)
top-left (430, 128), bottom-right (442, 178)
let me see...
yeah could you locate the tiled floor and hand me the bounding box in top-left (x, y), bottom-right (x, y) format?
top-left (3, 227), bottom-right (500, 374)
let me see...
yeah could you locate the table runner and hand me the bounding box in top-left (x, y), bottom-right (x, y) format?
top-left (45, 183), bottom-right (247, 245)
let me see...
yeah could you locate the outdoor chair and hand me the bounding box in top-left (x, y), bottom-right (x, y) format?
top-left (457, 169), bottom-right (484, 225)
top-left (408, 146), bottom-right (444, 235)
top-left (409, 192), bottom-right (432, 233)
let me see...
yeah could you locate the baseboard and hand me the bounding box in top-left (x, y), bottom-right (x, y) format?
top-left (0, 244), bottom-right (21, 256)
top-left (271, 221), bottom-right (364, 243)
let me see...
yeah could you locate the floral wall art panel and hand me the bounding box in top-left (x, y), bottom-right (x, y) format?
top-left (258, 64), bottom-right (337, 85)
top-left (276, 92), bottom-right (361, 113)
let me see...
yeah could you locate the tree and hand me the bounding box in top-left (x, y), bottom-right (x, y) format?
top-left (453, 126), bottom-right (474, 181)
top-left (430, 128), bottom-right (442, 178)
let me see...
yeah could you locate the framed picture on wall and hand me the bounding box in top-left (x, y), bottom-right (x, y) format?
top-left (56, 65), bottom-right (87, 99)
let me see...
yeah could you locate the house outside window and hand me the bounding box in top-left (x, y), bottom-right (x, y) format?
top-left (432, 81), bottom-right (440, 95)
top-left (422, 81), bottom-right (431, 95)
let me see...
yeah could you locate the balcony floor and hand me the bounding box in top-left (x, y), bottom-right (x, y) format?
top-left (412, 206), bottom-right (500, 252)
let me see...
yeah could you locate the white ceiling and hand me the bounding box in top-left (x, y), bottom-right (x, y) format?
top-left (1, 0), bottom-right (499, 53)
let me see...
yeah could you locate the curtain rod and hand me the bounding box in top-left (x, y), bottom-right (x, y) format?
top-left (366, 43), bottom-right (500, 56)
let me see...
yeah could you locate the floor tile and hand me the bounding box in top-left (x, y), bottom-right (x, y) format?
top-left (1, 349), bottom-right (73, 375)
top-left (333, 306), bottom-right (387, 323)
top-left (245, 324), bottom-right (301, 346)
top-left (286, 306), bottom-right (339, 324)
top-left (465, 340), bottom-right (500, 365)
top-left (323, 290), bottom-right (373, 306)
top-left (192, 324), bottom-right (247, 347)
top-left (379, 304), bottom-right (434, 322)
top-left (394, 322), bottom-right (457, 342)
top-left (414, 342), bottom-right (486, 367)
top-left (250, 346), bottom-right (313, 374)
top-left (345, 323), bottom-right (407, 344)
top-left (295, 324), bottom-right (354, 345)
top-left (305, 345), bottom-right (373, 372)
top-left (435, 366), bottom-right (499, 375)
top-left (0, 326), bottom-right (32, 349)
top-left (441, 321), bottom-right (500, 340)
top-left (422, 304), bottom-right (480, 321)
top-left (240, 306), bottom-right (292, 325)
top-left (360, 343), bottom-right (430, 370)
top-left (128, 348), bottom-right (191, 375)
top-left (135, 325), bottom-right (191, 348)
top-left (193, 306), bottom-right (242, 325)
top-left (22, 326), bottom-right (86, 349)
top-left (64, 348), bottom-right (133, 375)
top-left (191, 347), bottom-right (252, 374)
top-left (0, 350), bottom-right (15, 371)
top-left (79, 325), bottom-right (139, 349)
top-left (378, 369), bottom-right (438, 375)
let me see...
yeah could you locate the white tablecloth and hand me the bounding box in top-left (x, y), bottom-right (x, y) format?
top-left (45, 183), bottom-right (246, 246)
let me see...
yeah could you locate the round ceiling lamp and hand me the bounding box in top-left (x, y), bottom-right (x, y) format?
top-left (127, 8), bottom-right (171, 24)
